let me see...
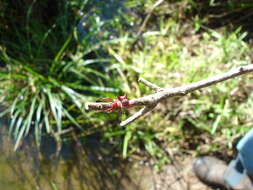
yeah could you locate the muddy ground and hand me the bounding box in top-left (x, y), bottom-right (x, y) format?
top-left (122, 156), bottom-right (220, 190)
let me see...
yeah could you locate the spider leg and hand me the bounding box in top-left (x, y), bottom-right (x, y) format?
top-left (96, 107), bottom-right (113, 112)
top-left (103, 107), bottom-right (114, 112)
top-left (98, 98), bottom-right (114, 102)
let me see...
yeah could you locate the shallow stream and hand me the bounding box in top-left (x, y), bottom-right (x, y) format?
top-left (0, 116), bottom-right (155, 190)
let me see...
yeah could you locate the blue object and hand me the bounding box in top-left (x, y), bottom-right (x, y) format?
top-left (224, 128), bottom-right (253, 187)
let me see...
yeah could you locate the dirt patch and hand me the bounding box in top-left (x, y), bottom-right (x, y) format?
top-left (124, 156), bottom-right (214, 190)
top-left (153, 157), bottom-right (212, 190)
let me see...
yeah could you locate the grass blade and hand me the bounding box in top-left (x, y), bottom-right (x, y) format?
top-left (44, 112), bottom-right (51, 133)
top-left (25, 97), bottom-right (37, 135)
top-left (0, 107), bottom-right (11, 118)
top-left (47, 90), bottom-right (62, 132)
top-left (61, 86), bottom-right (82, 109)
top-left (54, 34), bottom-right (72, 62)
top-left (13, 116), bottom-right (24, 139)
top-left (9, 110), bottom-right (20, 136)
top-left (123, 131), bottom-right (132, 158)
top-left (14, 121), bottom-right (27, 151)
top-left (63, 109), bottom-right (82, 129)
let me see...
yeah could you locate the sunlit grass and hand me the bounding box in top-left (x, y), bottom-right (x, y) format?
top-left (105, 12), bottom-right (252, 160)
top-left (1, 0), bottom-right (253, 165)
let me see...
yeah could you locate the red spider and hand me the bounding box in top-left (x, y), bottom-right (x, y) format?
top-left (99, 94), bottom-right (133, 112)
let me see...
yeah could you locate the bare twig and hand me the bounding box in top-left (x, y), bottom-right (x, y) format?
top-left (131, 0), bottom-right (165, 48)
top-left (138, 77), bottom-right (163, 91)
top-left (120, 104), bottom-right (157, 126)
top-left (85, 64), bottom-right (253, 126)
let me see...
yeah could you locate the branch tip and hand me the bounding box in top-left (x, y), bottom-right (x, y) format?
top-left (138, 77), bottom-right (163, 92)
top-left (120, 104), bottom-right (156, 126)
top-left (85, 103), bottom-right (89, 110)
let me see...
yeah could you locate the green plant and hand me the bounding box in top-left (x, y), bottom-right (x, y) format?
top-left (0, 0), bottom-right (127, 150)
top-left (1, 0), bottom-right (253, 165)
top-left (104, 3), bottom-right (253, 160)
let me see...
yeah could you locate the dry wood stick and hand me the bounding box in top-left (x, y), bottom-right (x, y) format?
top-left (85, 64), bottom-right (253, 126)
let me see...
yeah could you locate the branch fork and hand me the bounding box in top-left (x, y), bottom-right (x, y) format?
top-left (85, 64), bottom-right (253, 126)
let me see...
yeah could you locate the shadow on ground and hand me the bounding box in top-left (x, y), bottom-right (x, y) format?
top-left (191, 0), bottom-right (253, 39)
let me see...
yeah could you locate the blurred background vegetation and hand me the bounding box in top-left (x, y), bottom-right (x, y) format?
top-left (0, 0), bottom-right (253, 170)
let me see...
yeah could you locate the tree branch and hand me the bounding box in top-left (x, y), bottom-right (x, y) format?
top-left (138, 77), bottom-right (163, 92)
top-left (120, 104), bottom-right (157, 126)
top-left (85, 64), bottom-right (253, 126)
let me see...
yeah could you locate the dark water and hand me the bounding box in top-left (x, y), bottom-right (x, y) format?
top-left (0, 116), bottom-right (154, 190)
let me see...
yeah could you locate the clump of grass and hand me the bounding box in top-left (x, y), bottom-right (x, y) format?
top-left (104, 1), bottom-right (253, 161)
top-left (0, 0), bottom-right (129, 150)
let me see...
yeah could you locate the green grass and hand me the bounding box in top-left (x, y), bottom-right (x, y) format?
top-left (104, 2), bottom-right (253, 162)
top-left (0, 0), bottom-right (128, 150)
top-left (0, 0), bottom-right (253, 166)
